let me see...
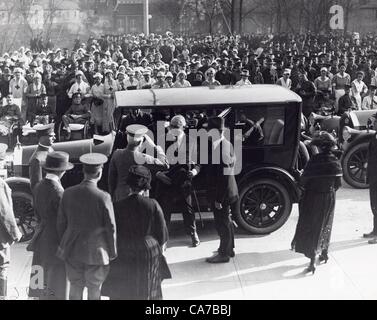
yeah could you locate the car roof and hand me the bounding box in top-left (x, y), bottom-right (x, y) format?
top-left (115, 85), bottom-right (302, 108)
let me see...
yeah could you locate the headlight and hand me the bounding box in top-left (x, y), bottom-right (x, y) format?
top-left (342, 127), bottom-right (352, 142)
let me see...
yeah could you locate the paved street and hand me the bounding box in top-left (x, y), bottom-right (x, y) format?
top-left (6, 182), bottom-right (377, 300)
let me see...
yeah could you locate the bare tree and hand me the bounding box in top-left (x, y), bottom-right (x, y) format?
top-left (43, 0), bottom-right (66, 40)
top-left (339, 0), bottom-right (358, 33)
top-left (0, 0), bottom-right (20, 52)
top-left (188, 0), bottom-right (223, 34)
top-left (150, 0), bottom-right (188, 32)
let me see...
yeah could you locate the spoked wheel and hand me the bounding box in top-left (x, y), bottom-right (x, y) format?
top-left (234, 178), bottom-right (292, 234)
top-left (13, 192), bottom-right (37, 243)
top-left (342, 142), bottom-right (369, 189)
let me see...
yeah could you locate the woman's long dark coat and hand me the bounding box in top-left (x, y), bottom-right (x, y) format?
top-left (102, 194), bottom-right (170, 300)
top-left (292, 151), bottom-right (342, 259)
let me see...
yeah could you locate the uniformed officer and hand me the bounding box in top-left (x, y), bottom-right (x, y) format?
top-left (108, 124), bottom-right (168, 202)
top-left (57, 153), bottom-right (117, 300)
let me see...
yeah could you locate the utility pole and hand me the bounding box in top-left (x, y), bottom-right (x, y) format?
top-left (144, 0), bottom-right (149, 35)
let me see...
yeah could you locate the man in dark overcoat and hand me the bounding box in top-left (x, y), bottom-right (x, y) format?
top-left (28, 152), bottom-right (73, 300)
top-left (57, 153), bottom-right (117, 300)
top-left (365, 114), bottom-right (377, 244)
top-left (0, 177), bottom-right (22, 298)
top-left (205, 117), bottom-right (239, 263)
top-left (156, 115), bottom-right (201, 247)
top-left (27, 126), bottom-right (55, 299)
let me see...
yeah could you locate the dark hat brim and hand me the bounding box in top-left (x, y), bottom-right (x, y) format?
top-left (43, 162), bottom-right (74, 171)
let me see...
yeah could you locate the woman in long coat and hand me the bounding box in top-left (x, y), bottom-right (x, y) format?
top-left (102, 165), bottom-right (171, 300)
top-left (291, 132), bottom-right (342, 274)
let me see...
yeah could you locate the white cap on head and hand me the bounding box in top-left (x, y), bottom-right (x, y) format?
top-left (170, 115), bottom-right (187, 128)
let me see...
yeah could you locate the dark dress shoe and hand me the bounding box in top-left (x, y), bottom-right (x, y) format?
top-left (191, 232), bottom-right (200, 248)
top-left (206, 254), bottom-right (230, 264)
top-left (215, 249), bottom-right (235, 258)
top-left (368, 238), bottom-right (377, 244)
top-left (363, 231), bottom-right (377, 238)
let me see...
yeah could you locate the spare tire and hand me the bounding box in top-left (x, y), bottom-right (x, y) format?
top-left (342, 141), bottom-right (369, 189)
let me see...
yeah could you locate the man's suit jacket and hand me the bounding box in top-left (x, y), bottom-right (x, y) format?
top-left (57, 180), bottom-right (117, 265)
top-left (27, 178), bottom-right (64, 265)
top-left (108, 146), bottom-right (168, 202)
top-left (208, 138), bottom-right (239, 206)
top-left (165, 132), bottom-right (201, 175)
top-left (0, 178), bottom-right (21, 250)
top-left (29, 145), bottom-right (53, 193)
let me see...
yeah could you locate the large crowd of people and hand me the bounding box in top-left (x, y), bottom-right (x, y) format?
top-left (2, 30), bottom-right (377, 300)
top-left (0, 31), bottom-right (377, 139)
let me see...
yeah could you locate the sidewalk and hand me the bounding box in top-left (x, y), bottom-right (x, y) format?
top-left (6, 186), bottom-right (377, 300)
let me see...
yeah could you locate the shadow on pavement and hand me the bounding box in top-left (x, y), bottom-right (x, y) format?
top-left (165, 238), bottom-right (371, 298)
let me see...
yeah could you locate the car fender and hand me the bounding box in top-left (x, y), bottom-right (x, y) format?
top-left (342, 132), bottom-right (374, 161)
top-left (5, 177), bottom-right (32, 193)
top-left (238, 166), bottom-right (300, 203)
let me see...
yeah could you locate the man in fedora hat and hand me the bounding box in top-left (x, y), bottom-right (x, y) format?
top-left (28, 152), bottom-right (73, 300)
top-left (57, 153), bottom-right (117, 300)
top-left (0, 177), bottom-right (22, 298)
top-left (27, 124), bottom-right (56, 299)
top-left (205, 117), bottom-right (239, 263)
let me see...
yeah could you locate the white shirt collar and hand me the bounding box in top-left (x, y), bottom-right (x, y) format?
top-left (45, 174), bottom-right (60, 182)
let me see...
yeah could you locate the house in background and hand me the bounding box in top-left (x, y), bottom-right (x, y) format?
top-left (348, 0), bottom-right (377, 34)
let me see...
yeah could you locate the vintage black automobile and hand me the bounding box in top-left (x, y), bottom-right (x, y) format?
top-left (5, 85), bottom-right (304, 239)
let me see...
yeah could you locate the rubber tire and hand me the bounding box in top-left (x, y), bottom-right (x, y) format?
top-left (12, 190), bottom-right (35, 243)
top-left (342, 142), bottom-right (369, 189)
top-left (7, 181), bottom-right (35, 243)
top-left (233, 178), bottom-right (293, 235)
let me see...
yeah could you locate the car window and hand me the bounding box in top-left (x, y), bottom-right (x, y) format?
top-left (235, 106), bottom-right (286, 146)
